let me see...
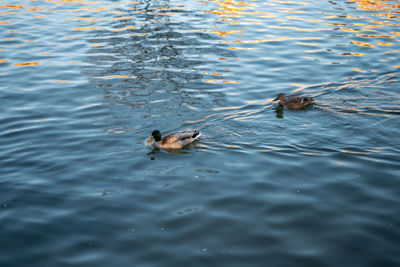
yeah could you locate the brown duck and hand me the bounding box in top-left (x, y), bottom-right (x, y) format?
top-left (273, 93), bottom-right (314, 109)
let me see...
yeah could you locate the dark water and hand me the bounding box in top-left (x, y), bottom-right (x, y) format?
top-left (1, 0), bottom-right (400, 266)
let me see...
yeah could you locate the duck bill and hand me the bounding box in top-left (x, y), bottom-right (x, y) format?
top-left (147, 136), bottom-right (154, 142)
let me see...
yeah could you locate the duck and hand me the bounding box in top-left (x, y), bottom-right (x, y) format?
top-left (273, 93), bottom-right (314, 110)
top-left (147, 129), bottom-right (201, 149)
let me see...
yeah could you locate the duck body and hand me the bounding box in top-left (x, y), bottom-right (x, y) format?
top-left (147, 130), bottom-right (201, 149)
top-left (273, 93), bottom-right (314, 110)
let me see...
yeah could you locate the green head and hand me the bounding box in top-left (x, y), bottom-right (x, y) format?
top-left (147, 130), bottom-right (162, 142)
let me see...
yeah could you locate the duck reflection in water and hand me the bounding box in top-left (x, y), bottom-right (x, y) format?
top-left (147, 145), bottom-right (197, 160)
top-left (274, 105), bottom-right (284, 118)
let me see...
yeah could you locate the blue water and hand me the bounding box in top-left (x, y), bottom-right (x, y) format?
top-left (1, 0), bottom-right (400, 266)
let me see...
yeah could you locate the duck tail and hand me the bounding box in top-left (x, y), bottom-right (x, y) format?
top-left (192, 130), bottom-right (200, 138)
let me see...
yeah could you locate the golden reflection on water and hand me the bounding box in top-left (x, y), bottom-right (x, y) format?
top-left (0, 0), bottom-right (398, 111)
top-left (351, 41), bottom-right (375, 48)
top-left (15, 62), bottom-right (40, 66)
top-left (353, 0), bottom-right (400, 14)
top-left (352, 67), bottom-right (376, 73)
top-left (0, 5), bottom-right (24, 9)
top-left (198, 0), bottom-right (400, 69)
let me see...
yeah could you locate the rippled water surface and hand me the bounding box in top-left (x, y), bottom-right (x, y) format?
top-left (1, 0), bottom-right (400, 266)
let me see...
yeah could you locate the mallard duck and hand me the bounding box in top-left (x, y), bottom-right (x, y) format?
top-left (273, 93), bottom-right (314, 109)
top-left (147, 130), bottom-right (201, 149)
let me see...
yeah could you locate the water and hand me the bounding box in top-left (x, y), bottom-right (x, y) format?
top-left (1, 0), bottom-right (400, 266)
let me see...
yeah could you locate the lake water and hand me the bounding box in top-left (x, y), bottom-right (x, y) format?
top-left (1, 0), bottom-right (400, 266)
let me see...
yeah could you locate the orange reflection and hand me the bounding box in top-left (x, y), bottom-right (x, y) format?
top-left (227, 46), bottom-right (256, 50)
top-left (228, 21), bottom-right (261, 25)
top-left (296, 42), bottom-right (319, 46)
top-left (178, 29), bottom-right (207, 33)
top-left (351, 41), bottom-right (375, 48)
top-left (45, 1), bottom-right (102, 5)
top-left (26, 7), bottom-right (49, 12)
top-left (377, 42), bottom-right (393, 46)
top-left (232, 36), bottom-right (322, 44)
top-left (154, 12), bottom-right (175, 16)
top-left (0, 12), bottom-right (17, 15)
top-left (70, 17), bottom-right (99, 21)
top-left (286, 16), bottom-right (323, 23)
top-left (223, 80), bottom-right (240, 83)
top-left (352, 68), bottom-right (369, 73)
top-left (205, 0), bottom-right (257, 18)
top-left (112, 26), bottom-right (136, 32)
top-left (15, 62), bottom-right (39, 66)
top-left (340, 27), bottom-right (360, 33)
top-left (50, 7), bottom-right (110, 13)
top-left (269, 25), bottom-right (331, 32)
top-left (211, 30), bottom-right (242, 37)
top-left (64, 35), bottom-right (79, 39)
top-left (353, 0), bottom-right (400, 14)
top-left (355, 33), bottom-right (396, 38)
top-left (0, 5), bottom-right (23, 9)
top-left (341, 52), bottom-right (364, 56)
top-left (72, 17), bottom-right (132, 22)
top-left (74, 26), bottom-right (101, 31)
top-left (364, 25), bottom-right (382, 29)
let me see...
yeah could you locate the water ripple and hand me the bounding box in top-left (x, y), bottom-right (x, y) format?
top-left (1, 0), bottom-right (400, 266)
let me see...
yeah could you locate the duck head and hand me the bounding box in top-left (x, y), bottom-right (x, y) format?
top-left (273, 93), bottom-right (286, 102)
top-left (147, 130), bottom-right (162, 142)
